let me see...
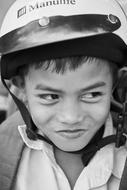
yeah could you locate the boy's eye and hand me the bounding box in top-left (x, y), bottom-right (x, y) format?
top-left (38, 94), bottom-right (59, 104)
top-left (80, 92), bottom-right (104, 103)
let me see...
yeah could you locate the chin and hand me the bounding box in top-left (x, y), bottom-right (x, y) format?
top-left (55, 141), bottom-right (87, 152)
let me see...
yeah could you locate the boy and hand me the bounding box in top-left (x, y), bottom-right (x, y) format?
top-left (0, 0), bottom-right (127, 189)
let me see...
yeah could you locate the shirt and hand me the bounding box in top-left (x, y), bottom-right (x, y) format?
top-left (15, 115), bottom-right (127, 190)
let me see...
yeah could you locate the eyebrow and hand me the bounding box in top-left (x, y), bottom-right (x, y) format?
top-left (81, 82), bottom-right (106, 92)
top-left (35, 82), bottom-right (106, 93)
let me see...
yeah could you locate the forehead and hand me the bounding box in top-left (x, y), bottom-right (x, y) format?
top-left (25, 58), bottom-right (113, 91)
top-left (28, 56), bottom-right (112, 74)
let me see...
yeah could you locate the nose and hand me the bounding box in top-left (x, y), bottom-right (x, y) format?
top-left (57, 100), bottom-right (84, 125)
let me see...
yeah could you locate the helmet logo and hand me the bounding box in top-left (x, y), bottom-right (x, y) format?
top-left (108, 14), bottom-right (119, 24)
top-left (17, 0), bottom-right (76, 18)
top-left (39, 17), bottom-right (50, 27)
top-left (17, 6), bottom-right (27, 18)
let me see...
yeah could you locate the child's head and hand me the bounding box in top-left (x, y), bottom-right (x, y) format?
top-left (0, 0), bottom-right (127, 151)
top-left (11, 56), bottom-right (117, 151)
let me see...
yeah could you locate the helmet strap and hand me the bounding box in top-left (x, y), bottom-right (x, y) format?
top-left (115, 69), bottom-right (127, 147)
top-left (1, 74), bottom-right (37, 140)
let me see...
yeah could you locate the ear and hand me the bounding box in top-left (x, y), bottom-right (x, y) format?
top-left (11, 75), bottom-right (25, 89)
top-left (11, 76), bottom-right (28, 104)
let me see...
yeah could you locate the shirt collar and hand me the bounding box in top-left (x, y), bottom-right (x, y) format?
top-left (18, 125), bottom-right (45, 150)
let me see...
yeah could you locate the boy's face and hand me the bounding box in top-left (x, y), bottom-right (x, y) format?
top-left (23, 59), bottom-right (113, 151)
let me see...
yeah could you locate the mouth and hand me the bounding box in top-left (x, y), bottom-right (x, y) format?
top-left (56, 129), bottom-right (87, 139)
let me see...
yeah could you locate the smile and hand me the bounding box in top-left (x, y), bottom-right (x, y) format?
top-left (56, 129), bottom-right (86, 139)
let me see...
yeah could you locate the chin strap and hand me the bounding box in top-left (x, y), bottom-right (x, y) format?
top-left (1, 75), bottom-right (40, 140)
top-left (82, 134), bottom-right (126, 167)
top-left (116, 68), bottom-right (127, 190)
top-left (33, 124), bottom-right (126, 166)
top-left (27, 122), bottom-right (126, 166)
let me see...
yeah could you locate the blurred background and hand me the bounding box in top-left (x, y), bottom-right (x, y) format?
top-left (0, 0), bottom-right (15, 28)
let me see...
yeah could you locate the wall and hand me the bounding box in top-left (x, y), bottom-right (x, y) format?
top-left (0, 0), bottom-right (15, 28)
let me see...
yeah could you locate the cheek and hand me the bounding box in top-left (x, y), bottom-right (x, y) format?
top-left (28, 102), bottom-right (55, 130)
top-left (24, 85), bottom-right (55, 131)
top-left (88, 97), bottom-right (111, 127)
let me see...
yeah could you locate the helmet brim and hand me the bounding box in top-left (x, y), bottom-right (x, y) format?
top-left (0, 14), bottom-right (121, 55)
top-left (1, 32), bottom-right (127, 79)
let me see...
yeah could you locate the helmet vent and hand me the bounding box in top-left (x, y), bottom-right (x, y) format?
top-left (108, 14), bottom-right (119, 24)
top-left (38, 16), bottom-right (50, 27)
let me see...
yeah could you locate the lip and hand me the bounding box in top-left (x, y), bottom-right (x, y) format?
top-left (56, 129), bottom-right (86, 139)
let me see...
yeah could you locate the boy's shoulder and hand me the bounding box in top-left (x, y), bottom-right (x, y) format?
top-left (0, 111), bottom-right (25, 190)
top-left (0, 111), bottom-right (25, 144)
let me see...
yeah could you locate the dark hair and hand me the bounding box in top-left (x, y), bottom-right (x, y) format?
top-left (17, 55), bottom-right (118, 86)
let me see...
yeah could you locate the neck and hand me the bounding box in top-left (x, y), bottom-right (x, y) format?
top-left (54, 146), bottom-right (84, 189)
top-left (54, 146), bottom-right (83, 162)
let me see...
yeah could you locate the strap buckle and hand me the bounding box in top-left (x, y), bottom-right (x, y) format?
top-left (116, 90), bottom-right (127, 148)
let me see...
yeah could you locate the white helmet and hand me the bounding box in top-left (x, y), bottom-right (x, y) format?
top-left (0, 0), bottom-right (127, 79)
